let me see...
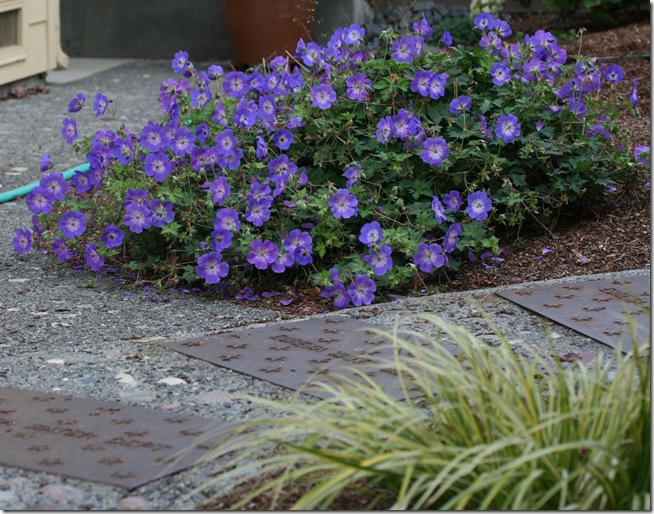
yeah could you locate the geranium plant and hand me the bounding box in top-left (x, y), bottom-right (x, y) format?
top-left (13, 13), bottom-right (646, 308)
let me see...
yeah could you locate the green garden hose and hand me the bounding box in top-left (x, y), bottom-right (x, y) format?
top-left (0, 163), bottom-right (90, 204)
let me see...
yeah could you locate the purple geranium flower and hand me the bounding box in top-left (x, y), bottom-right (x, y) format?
top-left (25, 186), bottom-right (53, 215)
top-left (465, 191), bottom-right (493, 221)
top-left (376, 116), bottom-right (393, 144)
top-left (442, 30), bottom-right (452, 46)
top-left (40, 172), bottom-right (69, 201)
top-left (52, 236), bottom-right (74, 262)
top-left (207, 175), bottom-right (229, 205)
top-left (210, 228), bottom-right (233, 251)
top-left (443, 190), bottom-right (462, 212)
top-left (474, 12), bottom-right (497, 31)
top-left (84, 244), bottom-right (104, 271)
top-left (94, 93), bottom-right (109, 117)
top-left (444, 223), bottom-right (462, 253)
top-left (61, 118), bottom-right (78, 144)
top-left (223, 71), bottom-right (250, 98)
top-left (172, 50), bottom-right (190, 74)
top-left (604, 64), bottom-right (624, 83)
top-left (322, 282), bottom-right (351, 309)
top-left (449, 95), bottom-right (472, 115)
top-left (124, 188), bottom-right (149, 208)
top-left (113, 138), bottom-right (134, 165)
top-left (13, 228), bottom-right (32, 255)
top-left (431, 196), bottom-right (447, 223)
top-left (359, 221), bottom-right (383, 246)
top-left (344, 164), bottom-right (362, 188)
top-left (149, 199), bottom-right (175, 227)
top-left (363, 244), bottom-right (393, 276)
top-left (634, 146), bottom-right (650, 164)
top-left (348, 274), bottom-right (377, 306)
top-left (328, 189), bottom-right (358, 219)
top-left (490, 62), bottom-right (511, 86)
top-left (346, 72), bottom-right (372, 101)
top-left (413, 242), bottom-right (445, 273)
top-left (196, 252), bottom-right (229, 284)
top-left (40, 153), bottom-right (52, 172)
top-left (284, 229), bottom-right (312, 253)
top-left (311, 84), bottom-right (337, 110)
top-left (71, 170), bottom-right (92, 193)
top-left (67, 92), bottom-right (86, 113)
top-left (215, 208), bottom-right (241, 232)
top-left (272, 129), bottom-right (294, 150)
top-left (495, 114), bottom-right (521, 143)
top-left (412, 12), bottom-right (433, 38)
top-left (421, 137), bottom-right (449, 166)
top-left (144, 152), bottom-right (173, 182)
top-left (630, 78), bottom-right (638, 107)
top-left (391, 35), bottom-right (418, 63)
top-left (171, 126), bottom-right (195, 157)
top-left (59, 211), bottom-right (87, 239)
top-left (140, 121), bottom-right (167, 152)
top-left (245, 198), bottom-right (272, 227)
top-left (31, 215), bottom-right (42, 240)
top-left (271, 250), bottom-right (295, 273)
top-left (215, 129), bottom-right (239, 156)
top-left (247, 239), bottom-right (279, 270)
top-left (411, 70), bottom-right (434, 97)
top-left (123, 204), bottom-right (152, 233)
top-left (101, 225), bottom-right (124, 248)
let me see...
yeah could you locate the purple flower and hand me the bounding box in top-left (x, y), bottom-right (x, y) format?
top-left (71, 170), bottom-right (92, 193)
top-left (101, 225), bottom-right (124, 248)
top-left (411, 70), bottom-right (434, 97)
top-left (272, 129), bottom-right (294, 150)
top-left (140, 121), bottom-right (167, 152)
top-left (444, 223), bottom-right (462, 253)
top-left (40, 153), bottom-right (52, 172)
top-left (247, 239), bottom-right (279, 270)
top-left (172, 50), bottom-right (190, 74)
top-left (391, 35), bottom-right (418, 63)
top-left (223, 71), bottom-right (250, 98)
top-left (215, 208), bottom-right (241, 232)
top-left (311, 84), bottom-right (337, 110)
top-left (479, 114), bottom-right (491, 137)
top-left (258, 95), bottom-right (277, 122)
top-left (495, 114), bottom-right (521, 143)
top-left (376, 116), bottom-right (393, 144)
top-left (465, 191), bottom-right (493, 221)
top-left (144, 152), bottom-right (173, 182)
top-left (67, 92), bottom-right (86, 113)
top-left (52, 236), bottom-right (74, 262)
top-left (123, 204), bottom-right (152, 233)
top-left (363, 244), bottom-right (393, 276)
top-left (214, 129), bottom-right (238, 156)
top-left (359, 221), bottom-right (383, 246)
top-left (195, 122), bottom-right (210, 143)
top-left (124, 188), bottom-right (149, 208)
top-left (328, 189), bottom-right (358, 219)
top-left (634, 146), bottom-right (650, 165)
top-left (13, 228), bottom-right (32, 255)
top-left (428, 73), bottom-right (448, 100)
top-left (412, 13), bottom-right (433, 38)
top-left (245, 198), bottom-right (272, 227)
top-left (442, 30), bottom-right (452, 46)
top-left (474, 13), bottom-right (497, 31)
top-left (149, 199), bottom-right (175, 227)
top-left (31, 215), bottom-right (42, 240)
top-left (344, 23), bottom-right (365, 44)
top-left (421, 137), bottom-right (449, 166)
top-left (604, 64), bottom-right (624, 83)
top-left (40, 172), bottom-right (69, 201)
top-left (630, 78), bottom-right (638, 107)
top-left (59, 211), bottom-right (87, 239)
top-left (346, 72), bottom-right (372, 101)
top-left (322, 282), bottom-right (351, 309)
top-left (196, 252), bottom-right (229, 284)
top-left (61, 118), bottom-right (78, 144)
top-left (348, 274), bottom-right (377, 306)
top-left (84, 244), bottom-right (104, 271)
top-left (94, 93), bottom-right (109, 117)
top-left (449, 96), bottom-right (472, 115)
top-left (25, 186), bottom-right (53, 215)
top-left (284, 229), bottom-right (312, 253)
top-left (413, 243), bottom-right (445, 273)
top-left (207, 64), bottom-right (223, 80)
top-left (443, 190), bottom-right (462, 212)
top-left (171, 126), bottom-right (195, 157)
top-left (294, 246), bottom-right (313, 266)
top-left (210, 229), bottom-right (233, 251)
top-left (233, 98), bottom-right (258, 128)
top-left (490, 62), bottom-right (511, 86)
top-left (344, 164), bottom-right (362, 188)
top-left (271, 251), bottom-right (295, 273)
top-left (431, 196), bottom-right (447, 223)
top-left (209, 176), bottom-right (230, 205)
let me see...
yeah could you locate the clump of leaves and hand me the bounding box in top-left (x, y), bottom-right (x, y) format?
top-left (193, 314), bottom-right (650, 510)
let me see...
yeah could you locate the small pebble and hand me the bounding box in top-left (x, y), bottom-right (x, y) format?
top-left (115, 372), bottom-right (136, 384)
top-left (46, 358), bottom-right (65, 365)
top-left (40, 484), bottom-right (84, 502)
top-left (157, 377), bottom-right (186, 385)
top-left (117, 496), bottom-right (149, 510)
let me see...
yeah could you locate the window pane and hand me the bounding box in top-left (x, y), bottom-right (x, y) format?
top-left (0, 9), bottom-right (18, 48)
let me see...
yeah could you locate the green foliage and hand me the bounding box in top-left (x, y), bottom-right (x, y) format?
top-left (430, 17), bottom-right (479, 46)
top-left (194, 314), bottom-right (651, 510)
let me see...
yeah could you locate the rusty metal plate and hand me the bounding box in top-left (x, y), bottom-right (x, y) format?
top-left (158, 316), bottom-right (459, 399)
top-left (497, 274), bottom-right (650, 353)
top-left (0, 387), bottom-right (225, 489)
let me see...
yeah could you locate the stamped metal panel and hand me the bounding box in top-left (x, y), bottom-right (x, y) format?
top-left (158, 315), bottom-right (460, 399)
top-left (0, 387), bottom-right (226, 489)
top-left (496, 275), bottom-right (650, 353)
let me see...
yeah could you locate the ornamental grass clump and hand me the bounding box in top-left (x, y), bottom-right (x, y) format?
top-left (192, 314), bottom-right (650, 510)
top-left (13, 14), bottom-right (648, 305)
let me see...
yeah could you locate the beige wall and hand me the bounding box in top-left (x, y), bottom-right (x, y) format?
top-left (0, 0), bottom-right (64, 86)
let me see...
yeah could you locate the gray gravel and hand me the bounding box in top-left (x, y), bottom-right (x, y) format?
top-left (0, 59), bottom-right (649, 510)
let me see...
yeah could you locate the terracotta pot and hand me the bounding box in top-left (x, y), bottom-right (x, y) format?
top-left (221, 0), bottom-right (317, 66)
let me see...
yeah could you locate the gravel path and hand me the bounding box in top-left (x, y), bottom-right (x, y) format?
top-left (0, 59), bottom-right (648, 510)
